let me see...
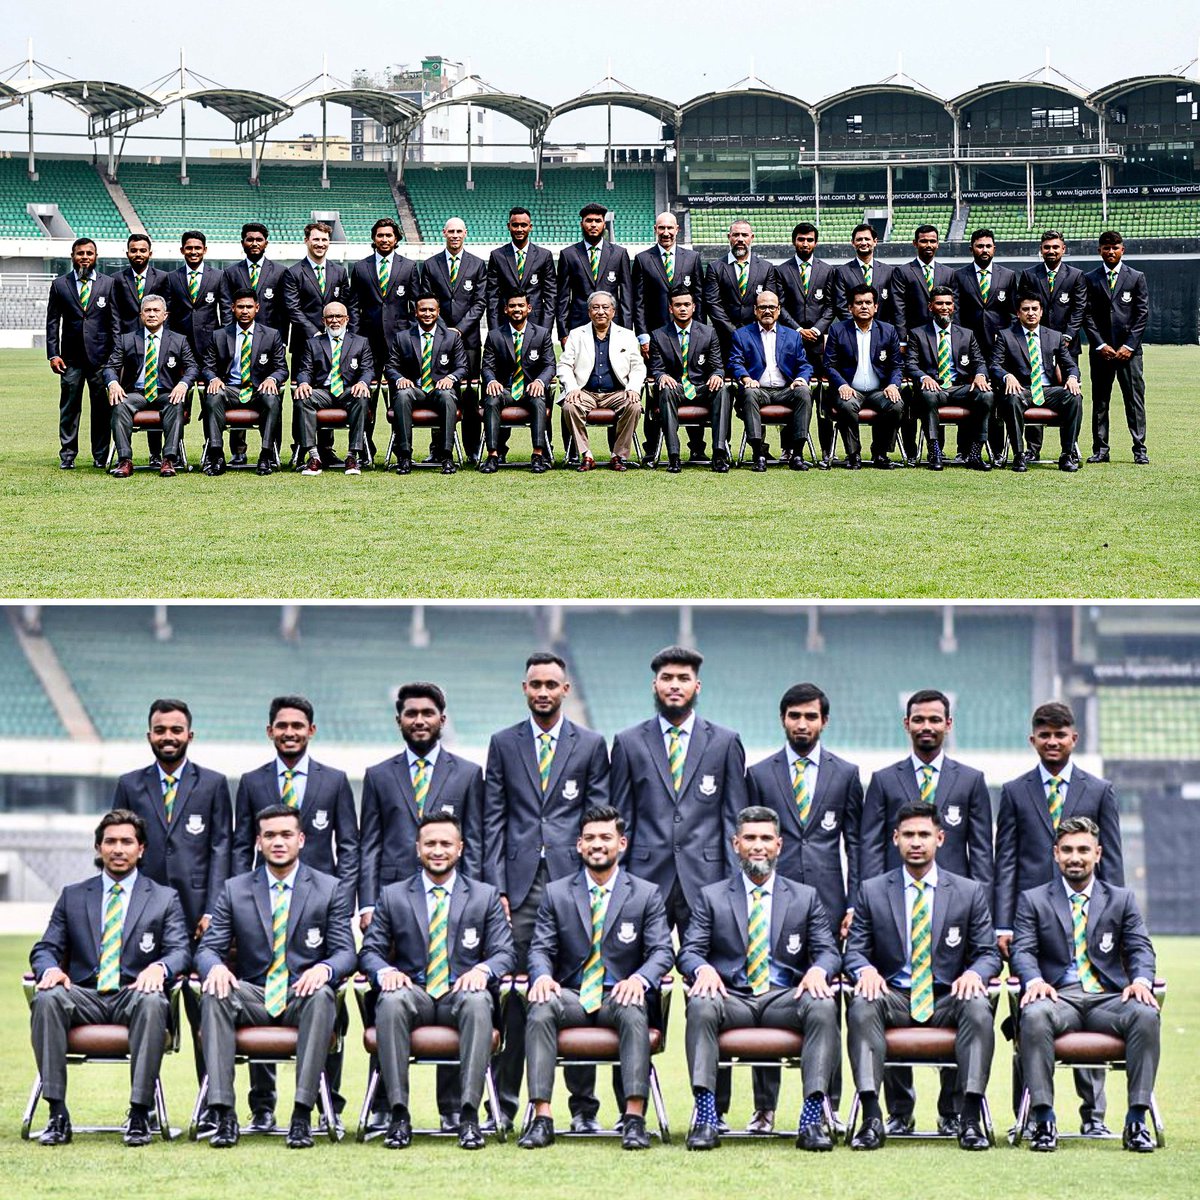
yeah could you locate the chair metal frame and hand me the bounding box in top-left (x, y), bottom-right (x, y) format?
top-left (733, 383), bottom-right (820, 467)
top-left (105, 394), bottom-right (195, 471)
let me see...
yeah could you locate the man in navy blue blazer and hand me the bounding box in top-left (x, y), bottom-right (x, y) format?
top-left (727, 291), bottom-right (814, 472)
top-left (890, 224), bottom-right (959, 347)
top-left (108, 234), bottom-right (172, 335)
top-left (823, 284), bottom-right (903, 469)
top-left (833, 225), bottom-right (896, 324)
top-left (556, 203), bottom-right (634, 341)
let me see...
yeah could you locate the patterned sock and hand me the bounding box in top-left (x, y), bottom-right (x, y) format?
top-left (694, 1089), bottom-right (718, 1126)
top-left (800, 1093), bottom-right (825, 1129)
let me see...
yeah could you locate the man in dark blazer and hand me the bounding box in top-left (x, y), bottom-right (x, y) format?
top-left (1083, 231), bottom-right (1151, 464)
top-left (990, 297), bottom-right (1083, 472)
top-left (703, 219), bottom-right (789, 364)
top-left (479, 293), bottom-right (556, 474)
top-left (520, 805), bottom-right (674, 1150)
top-left (1017, 231), bottom-right (1087, 459)
top-left (420, 218), bottom-right (489, 459)
top-left (383, 296), bottom-right (468, 475)
top-left (905, 287), bottom-right (994, 469)
top-left (890, 224), bottom-right (959, 347)
top-left (994, 700), bottom-right (1123, 1136)
top-left (1011, 816), bottom-right (1160, 1153)
top-left (727, 291), bottom-right (814, 472)
top-left (200, 288), bottom-right (288, 475)
top-left (556, 203), bottom-right (634, 341)
top-left (46, 236), bottom-right (117, 469)
top-left (196, 805), bottom-right (356, 1149)
top-left (103, 295), bottom-right (199, 478)
top-left (844, 801), bottom-right (1000, 1152)
top-left (610, 645), bottom-right (747, 937)
top-left (292, 301), bottom-right (374, 477)
top-left (678, 805), bottom-right (842, 1152)
top-left (109, 234), bottom-right (172, 334)
top-left (833, 224), bottom-right (896, 324)
top-left (486, 207), bottom-right (556, 333)
top-left (360, 812), bottom-right (515, 1151)
top-left (482, 651), bottom-right (611, 1128)
top-left (647, 288), bottom-right (729, 473)
top-left (166, 231), bottom-right (224, 373)
top-left (282, 222), bottom-right (354, 360)
top-left (29, 808), bottom-right (192, 1146)
top-left (823, 284), bottom-right (904, 469)
top-left (861, 688), bottom-right (993, 1135)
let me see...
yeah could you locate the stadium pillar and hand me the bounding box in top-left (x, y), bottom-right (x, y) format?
top-left (152, 606), bottom-right (172, 642)
top-left (26, 92), bottom-right (37, 181)
top-left (321, 98), bottom-right (330, 189)
top-left (939, 605), bottom-right (957, 654)
top-left (1100, 158), bottom-right (1108, 222)
top-left (534, 139), bottom-right (543, 190)
top-left (606, 102), bottom-right (614, 191)
top-left (410, 605), bottom-right (430, 648)
top-left (466, 105), bottom-right (473, 190)
top-left (180, 98), bottom-right (189, 185)
top-left (677, 605), bottom-right (694, 649)
top-left (1025, 161), bottom-right (1034, 232)
top-left (805, 606), bottom-right (824, 653)
top-left (886, 165), bottom-right (893, 226)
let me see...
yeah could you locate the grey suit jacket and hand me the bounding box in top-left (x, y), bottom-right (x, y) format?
top-left (419, 250), bottom-right (489, 357)
top-left (556, 240), bottom-right (634, 338)
top-left (633, 246), bottom-right (704, 337)
top-left (217, 258), bottom-right (290, 337)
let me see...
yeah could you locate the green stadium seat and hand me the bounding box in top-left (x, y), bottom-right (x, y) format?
top-left (0, 158), bottom-right (129, 240)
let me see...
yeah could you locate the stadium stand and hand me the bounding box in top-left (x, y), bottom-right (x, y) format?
top-left (888, 205), bottom-right (955, 241)
top-left (0, 620), bottom-right (65, 739)
top-left (0, 157), bottom-right (128, 240)
top-left (1098, 687), bottom-right (1200, 759)
top-left (964, 198), bottom-right (1200, 243)
top-left (689, 206), bottom-right (866, 245)
top-left (403, 165), bottom-right (658, 243)
top-left (0, 277), bottom-right (51, 331)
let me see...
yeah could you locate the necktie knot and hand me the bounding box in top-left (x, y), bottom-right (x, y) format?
top-left (273, 880), bottom-right (286, 895)
top-left (914, 877), bottom-right (926, 894)
top-left (539, 732), bottom-right (551, 748)
top-left (111, 882), bottom-right (123, 896)
top-left (164, 774), bottom-right (176, 787)
top-left (432, 885), bottom-right (446, 901)
top-left (1071, 891), bottom-right (1086, 909)
top-left (752, 886), bottom-right (764, 904)
top-left (416, 757), bottom-right (428, 772)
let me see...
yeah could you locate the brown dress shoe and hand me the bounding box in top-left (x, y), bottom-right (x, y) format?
top-left (112, 459), bottom-right (134, 478)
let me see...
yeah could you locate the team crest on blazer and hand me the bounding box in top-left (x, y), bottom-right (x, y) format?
top-left (139, 932), bottom-right (156, 954)
top-left (463, 280), bottom-right (473, 291)
top-left (332, 285), bottom-right (342, 297)
top-left (697, 354), bottom-right (706, 365)
top-left (945, 925), bottom-right (962, 948)
top-left (754, 284), bottom-right (764, 294)
top-left (1098, 932), bottom-right (1114, 954)
top-left (436, 803), bottom-right (457, 818)
top-left (205, 291), bottom-right (216, 303)
top-left (258, 352), bottom-right (268, 365)
top-left (304, 927), bottom-right (324, 949)
top-left (185, 814), bottom-right (205, 835)
top-left (1058, 293), bottom-right (1069, 304)
top-left (95, 296), bottom-right (107, 308)
top-left (461, 927), bottom-right (480, 950)
top-left (562, 779), bottom-right (579, 801)
top-left (396, 285), bottom-right (405, 295)
top-left (529, 274), bottom-right (539, 285)
top-left (996, 289), bottom-right (1006, 301)
top-left (959, 353), bottom-right (970, 366)
top-left (617, 921), bottom-right (637, 944)
top-left (349, 357), bottom-right (359, 369)
top-left (528, 349), bottom-right (539, 361)
top-left (439, 353), bottom-right (449, 366)
top-left (606, 271), bottom-right (617, 283)
top-left (820, 810), bottom-right (837, 831)
top-left (311, 810), bottom-right (330, 831)
top-left (262, 289), bottom-right (273, 300)
top-left (786, 933), bottom-right (802, 954)
top-left (698, 775), bottom-right (717, 796)
top-left (880, 287), bottom-right (889, 299)
top-left (813, 288), bottom-right (824, 299)
top-left (1121, 291), bottom-right (1132, 303)
top-left (166, 356), bottom-right (177, 368)
top-left (943, 805), bottom-right (962, 827)
top-left (878, 350), bottom-right (888, 362)
top-left (683, 275), bottom-right (692, 286)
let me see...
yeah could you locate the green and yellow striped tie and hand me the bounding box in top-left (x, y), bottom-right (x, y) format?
top-left (579, 885), bottom-right (606, 1013)
top-left (922, 261), bottom-right (935, 292)
top-left (264, 880), bottom-right (290, 1017)
top-left (239, 330), bottom-right (253, 402)
top-left (420, 332), bottom-right (434, 391)
top-left (449, 255), bottom-right (459, 286)
top-left (1027, 331), bottom-right (1046, 406)
top-left (736, 260), bottom-right (748, 299)
top-left (588, 244), bottom-right (600, 282)
top-left (667, 727), bottom-right (684, 794)
top-left (426, 885), bottom-right (450, 999)
top-left (1047, 775), bottom-right (1064, 830)
top-left (1070, 892), bottom-right (1103, 993)
top-left (746, 886), bottom-right (769, 995)
top-left (413, 758), bottom-right (430, 818)
top-left (936, 328), bottom-right (953, 388)
top-left (97, 882), bottom-right (124, 993)
top-left (163, 773), bottom-right (178, 823)
top-left (515, 248), bottom-right (526, 282)
top-left (187, 270), bottom-right (200, 303)
top-left (679, 328), bottom-right (696, 400)
top-left (377, 256), bottom-right (389, 294)
top-left (249, 261), bottom-right (260, 291)
top-left (330, 336), bottom-right (344, 398)
top-left (909, 878), bottom-right (934, 1022)
top-left (1108, 268), bottom-right (1118, 294)
top-left (511, 329), bottom-right (525, 402)
top-left (280, 767), bottom-right (297, 810)
top-left (861, 261), bottom-right (872, 287)
top-left (79, 273), bottom-right (93, 308)
top-left (537, 732), bottom-right (554, 793)
top-left (143, 332), bottom-right (159, 403)
top-left (792, 758), bottom-right (811, 824)
top-left (663, 250), bottom-right (674, 285)
top-left (978, 269), bottom-right (990, 305)
top-left (135, 272), bottom-right (145, 302)
top-left (315, 263), bottom-right (326, 295)
top-left (799, 260), bottom-right (810, 293)
top-left (1046, 269), bottom-right (1056, 294)
top-left (919, 763), bottom-right (937, 804)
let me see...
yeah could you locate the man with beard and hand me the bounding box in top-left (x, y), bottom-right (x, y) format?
top-left (844, 802), bottom-right (999, 1152)
top-left (482, 652), bottom-right (610, 1131)
top-left (744, 682), bottom-right (863, 1134)
top-left (678, 806), bottom-right (841, 1152)
top-left (860, 688), bottom-right (993, 1138)
top-left (519, 805), bottom-right (674, 1151)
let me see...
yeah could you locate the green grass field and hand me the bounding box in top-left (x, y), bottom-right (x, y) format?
top-left (2, 347), bottom-right (1198, 598)
top-left (0, 934), bottom-right (1195, 1198)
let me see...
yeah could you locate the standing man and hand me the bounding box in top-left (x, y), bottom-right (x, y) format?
top-left (283, 222), bottom-right (354, 362)
top-left (486, 207), bottom-right (556, 334)
top-left (29, 809), bottom-right (191, 1147)
top-left (834, 224), bottom-right (896, 324)
top-left (1083, 231), bottom-right (1150, 465)
top-left (844, 801), bottom-right (1000, 1152)
top-left (556, 203), bottom-right (633, 342)
top-left (994, 701), bottom-right (1124, 1136)
top-left (891, 224), bottom-right (958, 348)
top-left (109, 233), bottom-right (171, 334)
top-left (678, 805), bottom-right (842, 1152)
top-left (196, 806), bottom-right (356, 1149)
top-left (703, 219), bottom-right (787, 366)
top-left (1012, 816), bottom-right (1160, 1154)
top-left (482, 652), bottom-right (611, 1131)
top-left (45, 236), bottom-right (117, 469)
top-left (520, 805), bottom-right (675, 1150)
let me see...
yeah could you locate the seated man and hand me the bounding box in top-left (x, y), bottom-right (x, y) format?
top-left (201, 288), bottom-right (288, 476)
top-left (103, 294), bottom-right (198, 478)
top-left (678, 805), bottom-right (841, 1153)
top-left (727, 289), bottom-right (814, 473)
top-left (293, 302), bottom-right (373, 477)
top-left (844, 800), bottom-right (1000, 1152)
top-left (520, 805), bottom-right (674, 1151)
top-left (29, 809), bottom-right (191, 1147)
top-left (647, 287), bottom-right (729, 474)
top-left (480, 292), bottom-right (555, 475)
top-left (196, 805), bottom-right (356, 1150)
top-left (1012, 816), bottom-right (1160, 1154)
top-left (904, 286), bottom-right (994, 471)
top-left (990, 296), bottom-right (1083, 473)
top-left (556, 290), bottom-right (646, 472)
top-left (360, 812), bottom-right (514, 1151)
top-left (384, 295), bottom-right (468, 476)
top-left (822, 283), bottom-right (903, 470)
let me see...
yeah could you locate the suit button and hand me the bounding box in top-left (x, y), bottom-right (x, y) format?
top-left (674, 844), bottom-right (681, 853)
top-left (166, 845), bottom-right (175, 855)
top-left (674, 814), bottom-right (682, 823)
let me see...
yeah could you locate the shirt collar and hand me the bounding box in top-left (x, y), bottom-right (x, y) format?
top-left (910, 751), bottom-right (946, 774)
top-left (376, 251), bottom-right (393, 265)
top-left (529, 714), bottom-right (565, 744)
top-left (238, 323), bottom-right (256, 338)
top-left (267, 862), bottom-right (301, 890)
top-left (102, 869), bottom-right (138, 892)
top-left (584, 866), bottom-right (619, 894)
top-left (727, 252), bottom-right (750, 265)
top-left (1038, 760), bottom-right (1074, 785)
top-left (423, 869), bottom-right (457, 895)
top-left (1062, 876), bottom-right (1094, 902)
top-left (157, 761), bottom-right (187, 787)
top-left (743, 870), bottom-right (774, 897)
top-left (795, 254), bottom-right (812, 268)
top-left (446, 248), bottom-right (461, 263)
top-left (659, 712), bottom-right (696, 738)
top-left (787, 743), bottom-right (819, 768)
top-left (674, 320), bottom-right (692, 334)
top-left (245, 257), bottom-right (263, 270)
top-left (276, 753), bottom-right (310, 779)
top-left (307, 257), bottom-right (325, 271)
top-left (406, 744), bottom-right (441, 770)
top-left (903, 864), bottom-right (939, 890)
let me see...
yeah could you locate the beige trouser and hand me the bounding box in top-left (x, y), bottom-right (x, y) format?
top-left (562, 389), bottom-right (643, 460)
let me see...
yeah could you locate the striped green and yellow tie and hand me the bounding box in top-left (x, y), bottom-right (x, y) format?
top-left (264, 880), bottom-right (290, 1017)
top-left (746, 886), bottom-right (770, 995)
top-left (239, 330), bottom-right (253, 402)
top-left (426, 885), bottom-right (450, 999)
top-left (420, 332), bottom-right (434, 391)
top-left (736, 260), bottom-right (748, 299)
top-left (979, 269), bottom-right (990, 305)
top-left (79, 273), bottom-right (93, 308)
top-left (936, 328), bottom-right (953, 388)
top-left (315, 263), bottom-right (326, 295)
top-left (588, 244), bottom-right (600, 282)
top-left (1108, 268), bottom-right (1118, 294)
top-left (579, 885), bottom-right (607, 1013)
top-left (97, 882), bottom-right (124, 992)
top-left (163, 773), bottom-right (178, 823)
top-left (910, 878), bottom-right (934, 1022)
top-left (143, 332), bottom-right (159, 403)
top-left (280, 767), bottom-right (297, 810)
top-left (663, 250), bottom-right (674, 285)
top-left (792, 758), bottom-right (811, 824)
top-left (861, 261), bottom-right (872, 287)
top-left (1046, 269), bottom-right (1056, 294)
top-left (538, 732), bottom-right (554, 793)
top-left (187, 271), bottom-right (200, 303)
top-left (799, 260), bottom-right (810, 293)
top-left (330, 336), bottom-right (344, 398)
top-left (249, 261), bottom-right (260, 291)
top-left (413, 758), bottom-right (430, 818)
top-left (680, 328), bottom-right (696, 400)
top-left (135, 272), bottom-right (145, 302)
top-left (1070, 892), bottom-right (1103, 993)
top-left (1027, 331), bottom-right (1046, 406)
top-left (449, 255), bottom-right (459, 286)
top-left (923, 262), bottom-right (935, 292)
top-left (515, 248), bottom-right (526, 282)
top-left (511, 329), bottom-right (525, 402)
top-left (377, 256), bottom-right (389, 295)
top-left (1047, 775), bottom-right (1064, 830)
top-left (920, 763), bottom-right (937, 804)
top-left (667, 727), bottom-right (684, 794)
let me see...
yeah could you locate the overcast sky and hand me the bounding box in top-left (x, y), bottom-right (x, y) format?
top-left (2, 1), bottom-right (1198, 153)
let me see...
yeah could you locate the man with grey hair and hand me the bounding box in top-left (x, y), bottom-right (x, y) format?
top-left (678, 805), bottom-right (841, 1152)
top-left (556, 291), bottom-right (645, 471)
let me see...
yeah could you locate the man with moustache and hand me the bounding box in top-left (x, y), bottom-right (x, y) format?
top-left (890, 225), bottom-right (958, 349)
top-left (283, 222), bottom-right (355, 362)
top-left (556, 202), bottom-right (634, 342)
top-left (833, 224), bottom-right (896, 324)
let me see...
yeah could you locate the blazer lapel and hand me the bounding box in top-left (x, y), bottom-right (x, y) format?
top-left (447, 876), bottom-right (470, 945)
top-left (930, 873), bottom-right (948, 954)
top-left (604, 871), bottom-right (632, 934)
top-left (1026, 771), bottom-right (1055, 836)
top-left (253, 868), bottom-right (273, 945)
top-left (141, 767), bottom-right (169, 836)
top-left (679, 719), bottom-right (711, 797)
top-left (171, 762), bottom-right (198, 833)
top-left (425, 751), bottom-right (451, 810)
top-left (769, 877), bottom-right (791, 952)
top-left (641, 720), bottom-right (675, 798)
top-left (1050, 882), bottom-right (1074, 950)
top-left (729, 877), bottom-right (750, 952)
top-left (515, 722), bottom-right (543, 799)
top-left (124, 873), bottom-right (152, 942)
top-left (1061, 769), bottom-right (1086, 822)
top-left (408, 875), bottom-right (431, 943)
top-left (808, 750), bottom-right (837, 829)
top-left (887, 874), bottom-right (907, 957)
top-left (545, 721), bottom-right (575, 797)
top-left (392, 755), bottom-right (418, 818)
top-left (287, 867), bottom-right (315, 946)
top-left (937, 759), bottom-right (960, 816)
top-left (299, 762), bottom-right (325, 819)
top-left (772, 751), bottom-right (799, 831)
top-left (573, 872), bottom-right (594, 939)
top-left (85, 876), bottom-right (103, 961)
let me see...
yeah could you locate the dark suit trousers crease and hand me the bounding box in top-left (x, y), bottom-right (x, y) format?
top-left (297, 387), bottom-right (368, 454)
top-left (832, 388), bottom-right (900, 458)
top-left (1088, 351), bottom-right (1146, 452)
top-left (112, 392), bottom-right (183, 461)
top-left (390, 386), bottom-right (456, 458)
top-left (58, 364), bottom-right (110, 460)
top-left (739, 383), bottom-right (810, 446)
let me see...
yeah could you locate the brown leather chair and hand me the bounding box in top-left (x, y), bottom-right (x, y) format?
top-left (214, 405), bottom-right (279, 469)
top-left (106, 397), bottom-right (195, 471)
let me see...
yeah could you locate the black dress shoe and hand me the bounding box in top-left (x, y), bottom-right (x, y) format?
top-left (686, 1122), bottom-right (720, 1151)
top-left (746, 1110), bottom-right (775, 1134)
top-left (210, 1111), bottom-right (240, 1148)
top-left (1058, 455), bottom-right (1079, 472)
top-left (751, 455), bottom-right (767, 472)
top-left (885, 1115), bottom-right (914, 1136)
top-left (1025, 447), bottom-right (1041, 463)
top-left (480, 1114), bottom-right (513, 1136)
top-left (903, 455), bottom-right (919, 468)
top-left (850, 1116), bottom-right (886, 1150)
top-left (928, 446), bottom-right (944, 471)
top-left (1080, 1117), bottom-right (1114, 1138)
top-left (531, 454), bottom-right (550, 474)
top-left (230, 452), bottom-right (249, 468)
top-left (688, 451), bottom-right (711, 465)
top-left (958, 1119), bottom-right (989, 1150)
top-left (496, 450), bottom-right (508, 465)
top-left (148, 454), bottom-right (163, 470)
top-left (440, 1111), bottom-right (462, 1134)
top-left (93, 456), bottom-right (110, 469)
top-left (716, 1118), bottom-right (730, 1135)
top-left (711, 455), bottom-right (730, 474)
top-left (383, 1116), bottom-right (412, 1149)
top-left (1029, 1120), bottom-right (1057, 1151)
top-left (951, 452), bottom-right (969, 466)
top-left (641, 455), bottom-right (658, 469)
top-left (1087, 450), bottom-right (1110, 463)
top-left (479, 455), bottom-right (499, 474)
top-left (621, 1114), bottom-right (650, 1150)
top-left (845, 453), bottom-right (862, 470)
top-left (286, 1117), bottom-right (313, 1149)
top-left (248, 1108), bottom-right (276, 1133)
top-left (255, 456), bottom-right (274, 476)
top-left (59, 458), bottom-right (76, 470)
top-left (441, 457), bottom-right (457, 475)
top-left (1012, 452), bottom-right (1029, 473)
top-left (39, 1112), bottom-right (72, 1146)
top-left (789, 455), bottom-right (809, 471)
top-left (1133, 449), bottom-right (1150, 465)
top-left (203, 457), bottom-right (227, 477)
top-left (395, 457), bottom-right (413, 475)
top-left (322, 454), bottom-right (345, 470)
top-left (816, 456), bottom-right (832, 470)
top-left (937, 1114), bottom-right (962, 1137)
top-left (797, 1123), bottom-right (834, 1151)
top-left (872, 454), bottom-right (897, 469)
top-left (518, 1115), bottom-right (555, 1149)
top-left (666, 455), bottom-right (682, 474)
top-left (124, 1110), bottom-right (153, 1147)
top-left (1122, 1121), bottom-right (1155, 1152)
top-left (966, 444), bottom-right (992, 471)
top-left (458, 1117), bottom-right (485, 1150)
top-left (570, 1114), bottom-right (602, 1134)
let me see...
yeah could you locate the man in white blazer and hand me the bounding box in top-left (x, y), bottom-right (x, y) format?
top-left (556, 291), bottom-right (646, 472)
